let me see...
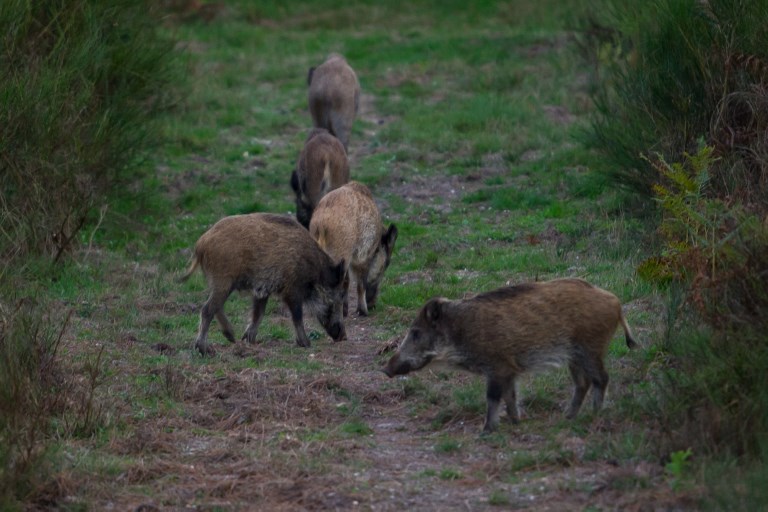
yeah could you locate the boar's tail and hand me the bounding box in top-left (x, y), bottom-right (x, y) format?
top-left (177, 256), bottom-right (200, 283)
top-left (619, 309), bottom-right (637, 349)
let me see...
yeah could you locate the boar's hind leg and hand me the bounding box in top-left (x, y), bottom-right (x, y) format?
top-left (503, 377), bottom-right (520, 424)
top-left (285, 296), bottom-right (311, 348)
top-left (216, 311), bottom-right (236, 343)
top-left (567, 362), bottom-right (591, 419)
top-left (483, 375), bottom-right (516, 433)
top-left (567, 349), bottom-right (609, 417)
top-left (330, 113), bottom-right (350, 151)
top-left (196, 287), bottom-right (233, 355)
top-left (242, 296), bottom-right (268, 344)
top-left (589, 358), bottom-right (609, 413)
top-left (355, 271), bottom-right (369, 317)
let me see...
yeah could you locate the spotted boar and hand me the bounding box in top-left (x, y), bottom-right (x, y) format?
top-left (383, 278), bottom-right (636, 432)
top-left (309, 181), bottom-right (398, 317)
top-left (290, 128), bottom-right (350, 228)
top-left (179, 213), bottom-right (347, 355)
top-left (307, 53), bottom-right (360, 151)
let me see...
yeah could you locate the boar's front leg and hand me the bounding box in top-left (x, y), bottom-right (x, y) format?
top-left (242, 296), bottom-right (268, 344)
top-left (483, 374), bottom-right (516, 433)
top-left (284, 295), bottom-right (311, 348)
top-left (342, 271), bottom-right (350, 317)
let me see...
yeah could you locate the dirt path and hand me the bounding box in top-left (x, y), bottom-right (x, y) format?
top-left (89, 293), bottom-right (691, 511)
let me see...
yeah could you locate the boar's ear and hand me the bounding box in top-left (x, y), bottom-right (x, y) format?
top-left (382, 224), bottom-right (398, 257)
top-left (290, 170), bottom-right (300, 193)
top-left (424, 298), bottom-right (443, 325)
top-left (307, 66), bottom-right (316, 86)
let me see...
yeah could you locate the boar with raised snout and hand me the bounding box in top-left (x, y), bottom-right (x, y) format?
top-left (307, 53), bottom-right (360, 152)
top-left (179, 213), bottom-right (347, 356)
top-left (309, 181), bottom-right (398, 317)
top-left (383, 278), bottom-right (637, 433)
top-left (290, 128), bottom-right (350, 229)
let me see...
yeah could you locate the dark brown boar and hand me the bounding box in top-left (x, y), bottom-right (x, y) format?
top-left (307, 53), bottom-right (360, 151)
top-left (383, 278), bottom-right (636, 433)
top-left (290, 128), bottom-right (350, 228)
top-left (309, 181), bottom-right (398, 317)
top-left (179, 213), bottom-right (347, 356)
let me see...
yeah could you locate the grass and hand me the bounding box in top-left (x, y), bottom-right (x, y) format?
top-left (0, 0), bottom-right (705, 510)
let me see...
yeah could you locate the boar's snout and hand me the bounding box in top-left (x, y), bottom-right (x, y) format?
top-left (383, 354), bottom-right (411, 378)
top-left (328, 322), bottom-right (346, 342)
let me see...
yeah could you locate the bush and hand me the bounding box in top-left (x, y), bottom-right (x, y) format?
top-left (0, 300), bottom-right (67, 506)
top-left (581, 0), bottom-right (768, 462)
top-left (0, 296), bottom-right (109, 508)
top-left (581, 0), bottom-right (768, 202)
top-left (640, 146), bottom-right (768, 460)
top-left (0, 0), bottom-right (177, 263)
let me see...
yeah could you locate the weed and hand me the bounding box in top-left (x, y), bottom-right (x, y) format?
top-left (340, 418), bottom-right (373, 437)
top-left (488, 490), bottom-right (510, 506)
top-left (665, 448), bottom-right (693, 491)
top-left (434, 436), bottom-right (462, 454)
top-left (439, 468), bottom-right (462, 480)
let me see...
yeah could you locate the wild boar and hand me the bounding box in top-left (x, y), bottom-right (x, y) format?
top-left (179, 213), bottom-right (347, 356)
top-left (290, 128), bottom-right (350, 228)
top-left (309, 181), bottom-right (398, 317)
top-left (307, 53), bottom-right (360, 151)
top-left (383, 278), bottom-right (636, 433)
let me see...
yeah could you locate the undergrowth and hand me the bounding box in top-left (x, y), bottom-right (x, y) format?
top-left (0, 0), bottom-right (179, 263)
top-left (581, 0), bottom-right (768, 202)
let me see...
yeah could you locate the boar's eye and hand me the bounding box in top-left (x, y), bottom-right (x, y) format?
top-left (410, 330), bottom-right (420, 342)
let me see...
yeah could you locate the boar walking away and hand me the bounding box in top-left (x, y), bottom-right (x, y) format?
top-left (383, 278), bottom-right (637, 433)
top-left (290, 128), bottom-right (350, 228)
top-left (307, 53), bottom-right (360, 151)
top-left (309, 181), bottom-right (398, 317)
top-left (179, 213), bottom-right (347, 356)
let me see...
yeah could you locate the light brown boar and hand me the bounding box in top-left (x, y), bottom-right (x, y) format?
top-left (290, 128), bottom-right (350, 228)
top-left (307, 53), bottom-right (360, 151)
top-left (179, 213), bottom-right (347, 356)
top-left (383, 278), bottom-right (637, 433)
top-left (309, 181), bottom-right (398, 317)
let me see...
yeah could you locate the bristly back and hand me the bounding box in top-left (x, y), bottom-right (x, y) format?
top-left (473, 283), bottom-right (536, 303)
top-left (261, 213), bottom-right (301, 229)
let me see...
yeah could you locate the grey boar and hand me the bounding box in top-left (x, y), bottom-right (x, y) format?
top-left (309, 181), bottom-right (398, 317)
top-left (290, 128), bottom-right (350, 229)
top-left (307, 53), bottom-right (360, 151)
top-left (179, 213), bottom-right (347, 356)
top-left (383, 278), bottom-right (636, 433)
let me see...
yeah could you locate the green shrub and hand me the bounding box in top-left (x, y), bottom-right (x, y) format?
top-left (581, 0), bottom-right (768, 202)
top-left (0, 0), bottom-right (178, 263)
top-left (640, 146), bottom-right (768, 463)
top-left (0, 296), bottom-right (109, 508)
top-left (0, 300), bottom-right (68, 506)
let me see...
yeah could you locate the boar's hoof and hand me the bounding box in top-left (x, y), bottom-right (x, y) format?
top-left (241, 328), bottom-right (258, 345)
top-left (481, 424), bottom-right (497, 435)
top-left (196, 344), bottom-right (216, 357)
